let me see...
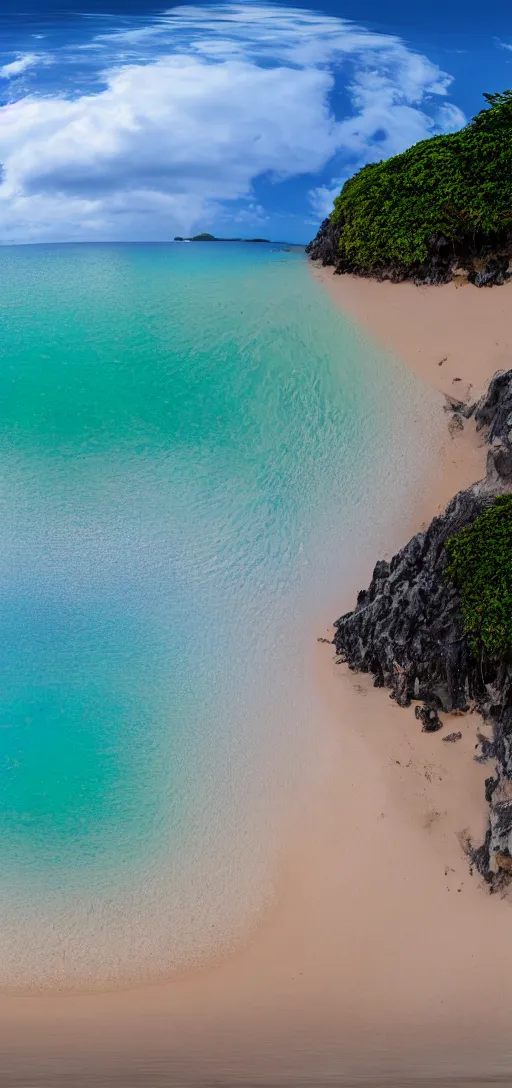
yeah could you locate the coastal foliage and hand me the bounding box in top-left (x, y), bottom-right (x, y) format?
top-left (445, 495), bottom-right (512, 658)
top-left (329, 90), bottom-right (512, 272)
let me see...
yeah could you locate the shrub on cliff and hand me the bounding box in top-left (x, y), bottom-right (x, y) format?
top-left (445, 494), bottom-right (512, 658)
top-left (327, 90), bottom-right (512, 275)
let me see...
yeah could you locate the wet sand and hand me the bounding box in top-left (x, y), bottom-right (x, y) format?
top-left (2, 272), bottom-right (512, 1085)
top-left (311, 265), bottom-right (512, 404)
top-left (2, 640), bottom-right (511, 1085)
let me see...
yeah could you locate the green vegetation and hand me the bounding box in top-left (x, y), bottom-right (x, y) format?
top-left (445, 495), bottom-right (512, 658)
top-left (330, 90), bottom-right (512, 272)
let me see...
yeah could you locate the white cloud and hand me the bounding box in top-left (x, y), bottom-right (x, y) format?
top-left (0, 4), bottom-right (465, 242)
top-left (437, 102), bottom-right (467, 131)
top-left (0, 53), bottom-right (41, 80)
top-left (308, 93), bottom-right (466, 220)
top-left (0, 56), bottom-right (340, 241)
top-left (308, 180), bottom-right (344, 220)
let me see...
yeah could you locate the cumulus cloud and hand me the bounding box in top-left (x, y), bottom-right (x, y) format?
top-left (0, 4), bottom-right (465, 242)
top-left (308, 180), bottom-right (344, 220)
top-left (0, 57), bottom-right (341, 241)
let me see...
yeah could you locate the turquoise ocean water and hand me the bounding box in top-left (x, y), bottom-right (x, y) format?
top-left (0, 243), bottom-right (439, 989)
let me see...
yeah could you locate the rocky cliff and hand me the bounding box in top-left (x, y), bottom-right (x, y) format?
top-left (306, 217), bottom-right (512, 288)
top-left (332, 371), bottom-right (512, 885)
top-left (305, 92), bottom-right (512, 288)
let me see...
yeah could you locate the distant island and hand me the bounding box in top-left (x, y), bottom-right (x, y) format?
top-left (307, 89), bottom-right (512, 287)
top-left (174, 233), bottom-right (271, 243)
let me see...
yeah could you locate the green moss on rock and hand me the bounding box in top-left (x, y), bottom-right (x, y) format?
top-left (445, 494), bottom-right (512, 658)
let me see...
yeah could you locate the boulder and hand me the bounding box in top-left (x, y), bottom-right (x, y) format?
top-left (415, 704), bottom-right (443, 732)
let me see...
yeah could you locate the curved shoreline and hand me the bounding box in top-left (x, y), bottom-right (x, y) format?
top-left (311, 263), bottom-right (512, 403)
top-left (3, 279), bottom-right (512, 1084)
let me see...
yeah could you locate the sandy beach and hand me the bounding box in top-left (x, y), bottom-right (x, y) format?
top-left (3, 269), bottom-right (512, 1086)
top-left (312, 266), bottom-right (512, 404)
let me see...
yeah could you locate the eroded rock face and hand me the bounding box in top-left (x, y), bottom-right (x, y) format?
top-left (334, 487), bottom-right (490, 713)
top-left (332, 371), bottom-right (512, 884)
top-left (306, 215), bottom-right (512, 288)
top-left (305, 217), bottom-right (342, 267)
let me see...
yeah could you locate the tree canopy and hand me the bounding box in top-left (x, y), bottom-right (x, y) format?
top-left (329, 90), bottom-right (512, 274)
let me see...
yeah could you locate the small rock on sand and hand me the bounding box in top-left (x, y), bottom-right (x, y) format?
top-left (415, 704), bottom-right (442, 732)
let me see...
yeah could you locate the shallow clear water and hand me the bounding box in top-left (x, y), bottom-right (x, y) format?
top-left (0, 242), bottom-right (440, 989)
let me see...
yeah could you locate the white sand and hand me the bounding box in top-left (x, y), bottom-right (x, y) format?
top-left (2, 270), bottom-right (512, 1085)
top-left (312, 265), bottom-right (512, 404)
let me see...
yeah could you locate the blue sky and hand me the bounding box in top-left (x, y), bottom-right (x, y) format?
top-left (0, 0), bottom-right (511, 244)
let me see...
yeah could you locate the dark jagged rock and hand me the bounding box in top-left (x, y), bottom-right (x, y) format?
top-left (443, 731), bottom-right (463, 743)
top-left (415, 704), bottom-right (443, 732)
top-left (334, 486), bottom-right (489, 711)
top-left (473, 369), bottom-right (512, 435)
top-left (306, 215), bottom-right (512, 288)
top-left (468, 256), bottom-right (511, 288)
top-left (470, 369), bottom-right (512, 482)
top-left (305, 217), bottom-right (342, 267)
top-left (333, 370), bottom-right (512, 886)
